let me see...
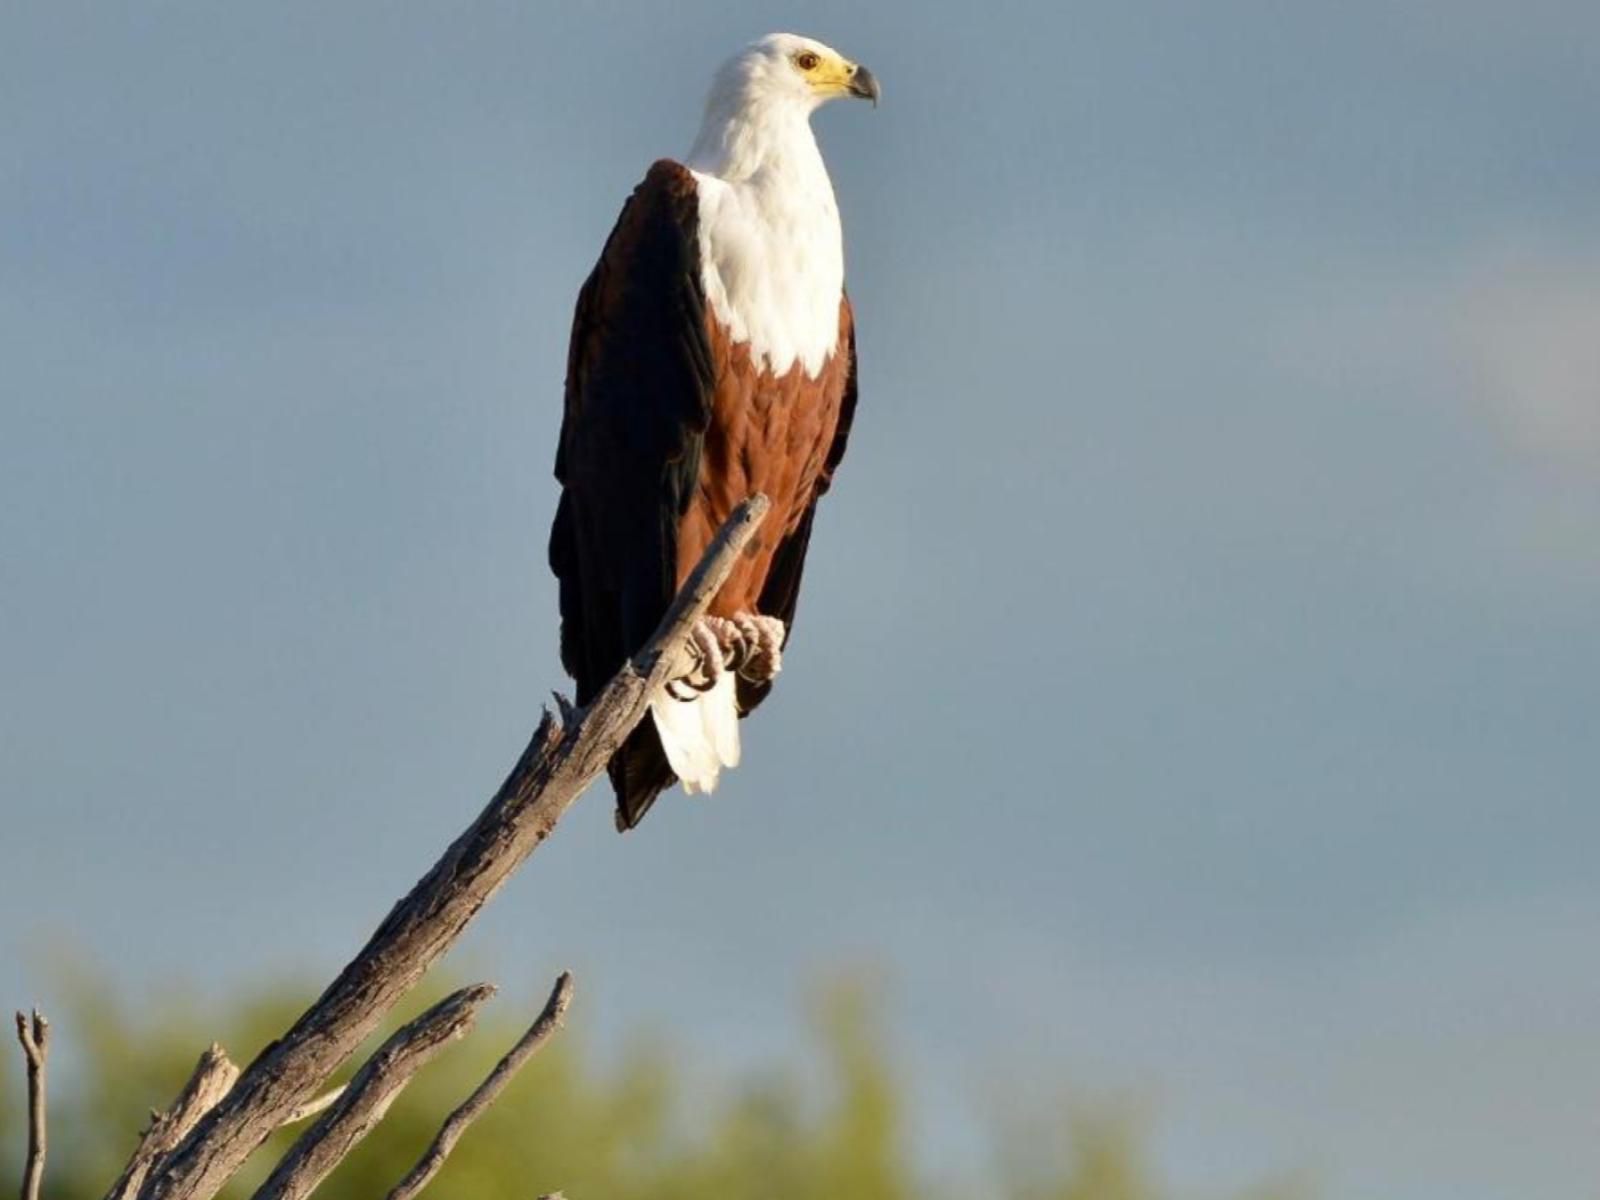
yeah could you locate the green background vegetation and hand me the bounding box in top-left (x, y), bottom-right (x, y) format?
top-left (3, 972), bottom-right (1304, 1200)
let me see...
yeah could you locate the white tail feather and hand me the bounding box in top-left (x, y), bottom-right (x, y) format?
top-left (651, 672), bottom-right (741, 794)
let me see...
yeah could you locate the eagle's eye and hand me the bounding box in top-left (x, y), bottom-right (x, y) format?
top-left (795, 51), bottom-right (821, 71)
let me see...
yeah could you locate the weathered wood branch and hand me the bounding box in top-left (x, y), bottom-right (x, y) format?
top-left (13, 1009), bottom-right (49, 1200)
top-left (384, 972), bottom-right (575, 1200)
top-left (127, 494), bottom-right (770, 1200)
top-left (251, 985), bottom-right (495, 1200)
top-left (107, 1045), bottom-right (240, 1200)
top-left (106, 1048), bottom-right (346, 1200)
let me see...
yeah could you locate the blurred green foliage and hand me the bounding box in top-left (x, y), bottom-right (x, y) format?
top-left (2, 971), bottom-right (1305, 1200)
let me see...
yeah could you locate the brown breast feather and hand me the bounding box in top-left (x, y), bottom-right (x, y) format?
top-left (675, 298), bottom-right (854, 616)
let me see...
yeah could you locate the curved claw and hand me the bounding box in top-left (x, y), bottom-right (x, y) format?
top-left (665, 678), bottom-right (701, 702)
top-left (666, 619), bottom-right (727, 701)
top-left (731, 613), bottom-right (785, 684)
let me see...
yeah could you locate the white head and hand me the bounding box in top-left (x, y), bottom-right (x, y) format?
top-left (706, 32), bottom-right (880, 115)
top-left (688, 33), bottom-right (878, 176)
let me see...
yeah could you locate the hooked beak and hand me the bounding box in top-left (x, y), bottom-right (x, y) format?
top-left (847, 64), bottom-right (881, 106)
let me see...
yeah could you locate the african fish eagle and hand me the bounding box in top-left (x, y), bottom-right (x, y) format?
top-left (548, 33), bottom-right (878, 829)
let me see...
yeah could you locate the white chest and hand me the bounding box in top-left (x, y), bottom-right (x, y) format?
top-left (690, 167), bottom-right (844, 379)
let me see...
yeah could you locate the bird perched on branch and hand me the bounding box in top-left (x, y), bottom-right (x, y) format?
top-left (549, 33), bottom-right (877, 829)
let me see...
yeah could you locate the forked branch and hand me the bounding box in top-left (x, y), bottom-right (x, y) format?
top-left (14, 1009), bottom-right (49, 1200)
top-left (385, 973), bottom-right (575, 1200)
top-left (251, 986), bottom-right (496, 1200)
top-left (117, 495), bottom-right (770, 1200)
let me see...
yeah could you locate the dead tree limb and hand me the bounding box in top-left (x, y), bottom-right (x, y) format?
top-left (106, 1045), bottom-right (240, 1200)
top-left (251, 985), bottom-right (495, 1200)
top-left (128, 494), bottom-right (770, 1200)
top-left (14, 1009), bottom-right (49, 1200)
top-left (384, 972), bottom-right (575, 1200)
top-left (107, 1048), bottom-right (345, 1200)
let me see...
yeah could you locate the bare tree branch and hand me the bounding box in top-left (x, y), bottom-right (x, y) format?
top-left (132, 494), bottom-right (769, 1200)
top-left (14, 1009), bottom-right (49, 1200)
top-left (106, 1044), bottom-right (241, 1200)
top-left (384, 972), bottom-right (575, 1200)
top-left (250, 985), bottom-right (495, 1200)
top-left (106, 1045), bottom-right (336, 1200)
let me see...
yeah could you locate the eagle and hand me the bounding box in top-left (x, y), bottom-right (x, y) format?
top-left (548, 33), bottom-right (878, 830)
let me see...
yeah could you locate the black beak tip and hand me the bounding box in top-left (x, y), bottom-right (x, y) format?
top-left (851, 65), bottom-right (881, 107)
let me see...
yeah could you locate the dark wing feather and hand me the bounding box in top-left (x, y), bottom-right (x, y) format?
top-left (548, 160), bottom-right (714, 827)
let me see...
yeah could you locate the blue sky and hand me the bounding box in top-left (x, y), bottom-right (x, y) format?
top-left (4, 2), bottom-right (1599, 1197)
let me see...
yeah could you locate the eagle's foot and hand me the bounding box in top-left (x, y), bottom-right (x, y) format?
top-left (666, 618), bottom-right (729, 701)
top-left (730, 613), bottom-right (785, 684)
top-left (665, 614), bottom-right (784, 698)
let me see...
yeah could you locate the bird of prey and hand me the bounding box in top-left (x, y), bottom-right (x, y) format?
top-left (549, 33), bottom-right (877, 829)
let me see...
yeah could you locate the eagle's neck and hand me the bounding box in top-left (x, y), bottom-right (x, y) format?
top-left (686, 98), bottom-right (844, 379)
top-left (687, 91), bottom-right (821, 181)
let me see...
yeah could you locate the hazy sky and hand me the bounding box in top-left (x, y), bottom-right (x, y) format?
top-left (4, 3), bottom-right (1599, 1197)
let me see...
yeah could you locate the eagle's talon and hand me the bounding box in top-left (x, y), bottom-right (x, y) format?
top-left (665, 677), bottom-right (704, 702)
top-left (732, 613), bottom-right (785, 683)
top-left (694, 615), bottom-right (740, 670)
top-left (668, 614), bottom-right (784, 694)
top-left (668, 619), bottom-right (728, 701)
